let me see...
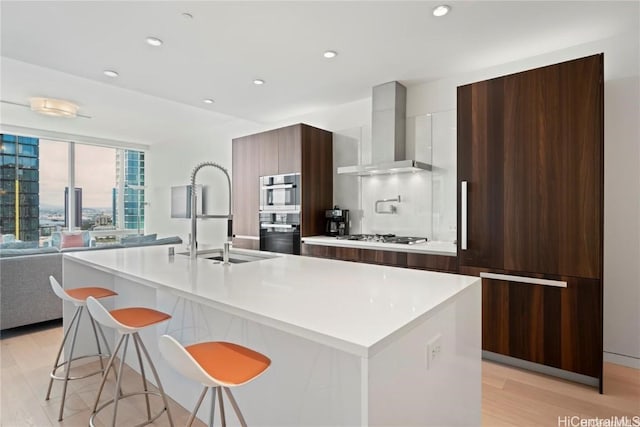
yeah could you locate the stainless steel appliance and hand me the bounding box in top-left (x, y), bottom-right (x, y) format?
top-left (336, 234), bottom-right (427, 245)
top-left (325, 207), bottom-right (349, 237)
top-left (259, 212), bottom-right (300, 255)
top-left (259, 173), bottom-right (300, 212)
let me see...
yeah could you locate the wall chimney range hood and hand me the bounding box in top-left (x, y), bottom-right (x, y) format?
top-left (337, 81), bottom-right (432, 176)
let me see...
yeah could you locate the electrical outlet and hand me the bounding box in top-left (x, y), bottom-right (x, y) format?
top-left (426, 334), bottom-right (443, 370)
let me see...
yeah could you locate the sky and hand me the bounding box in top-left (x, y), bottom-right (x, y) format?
top-left (39, 139), bottom-right (116, 209)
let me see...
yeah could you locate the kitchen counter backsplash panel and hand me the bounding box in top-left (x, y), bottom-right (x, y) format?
top-left (361, 171), bottom-right (432, 237)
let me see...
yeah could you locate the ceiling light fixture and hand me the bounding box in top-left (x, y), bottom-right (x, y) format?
top-left (253, 79), bottom-right (265, 85)
top-left (29, 97), bottom-right (78, 118)
top-left (432, 5), bottom-right (451, 17)
top-left (146, 36), bottom-right (163, 47)
top-left (323, 50), bottom-right (337, 59)
top-left (103, 70), bottom-right (119, 78)
top-left (203, 99), bottom-right (214, 104)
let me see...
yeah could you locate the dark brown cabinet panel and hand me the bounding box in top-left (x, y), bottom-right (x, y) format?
top-left (459, 54), bottom-right (603, 279)
top-left (232, 135), bottom-right (260, 238)
top-left (300, 125), bottom-right (333, 237)
top-left (482, 276), bottom-right (601, 379)
top-left (278, 125), bottom-right (302, 174)
top-left (302, 244), bottom-right (458, 273)
top-left (458, 54), bottom-right (604, 389)
top-left (232, 123), bottom-right (332, 242)
top-left (258, 129), bottom-right (279, 176)
top-left (501, 56), bottom-right (603, 278)
top-left (457, 80), bottom-right (505, 270)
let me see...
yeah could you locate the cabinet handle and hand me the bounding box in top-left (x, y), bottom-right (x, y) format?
top-left (480, 272), bottom-right (567, 288)
top-left (461, 181), bottom-right (468, 250)
top-left (261, 184), bottom-right (295, 190)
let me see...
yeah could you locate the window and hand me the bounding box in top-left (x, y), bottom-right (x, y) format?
top-left (0, 134), bottom-right (146, 246)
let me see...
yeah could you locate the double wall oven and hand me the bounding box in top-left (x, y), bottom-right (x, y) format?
top-left (259, 173), bottom-right (301, 255)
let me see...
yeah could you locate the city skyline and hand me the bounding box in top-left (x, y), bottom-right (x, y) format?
top-left (39, 139), bottom-right (116, 208)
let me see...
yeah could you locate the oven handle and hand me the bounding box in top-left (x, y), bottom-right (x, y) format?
top-left (260, 223), bottom-right (295, 229)
top-left (261, 183), bottom-right (295, 190)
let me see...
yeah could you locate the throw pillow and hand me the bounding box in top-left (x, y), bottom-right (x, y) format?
top-left (60, 233), bottom-right (86, 249)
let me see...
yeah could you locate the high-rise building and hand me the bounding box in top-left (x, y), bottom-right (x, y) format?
top-left (0, 134), bottom-right (40, 241)
top-left (115, 150), bottom-right (145, 231)
top-left (64, 187), bottom-right (83, 228)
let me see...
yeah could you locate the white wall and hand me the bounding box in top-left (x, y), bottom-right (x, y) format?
top-left (147, 32), bottom-right (639, 365)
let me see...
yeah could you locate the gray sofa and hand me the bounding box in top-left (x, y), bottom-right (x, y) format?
top-left (0, 236), bottom-right (182, 331)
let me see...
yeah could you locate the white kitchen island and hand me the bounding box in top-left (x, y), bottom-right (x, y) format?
top-left (63, 245), bottom-right (480, 427)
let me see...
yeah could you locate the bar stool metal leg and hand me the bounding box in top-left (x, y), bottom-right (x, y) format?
top-left (91, 334), bottom-right (126, 414)
top-left (209, 387), bottom-right (217, 427)
top-left (218, 386), bottom-right (226, 427)
top-left (110, 335), bottom-right (129, 427)
top-left (224, 387), bottom-right (248, 427)
top-left (134, 332), bottom-right (175, 427)
top-left (187, 386), bottom-right (209, 427)
top-left (45, 304), bottom-right (81, 402)
top-left (132, 331), bottom-right (152, 421)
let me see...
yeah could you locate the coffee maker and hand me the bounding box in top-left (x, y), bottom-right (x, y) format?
top-left (325, 207), bottom-right (349, 237)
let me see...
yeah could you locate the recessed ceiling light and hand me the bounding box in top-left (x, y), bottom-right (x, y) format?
top-left (253, 79), bottom-right (265, 85)
top-left (323, 50), bottom-right (337, 59)
top-left (146, 36), bottom-right (163, 47)
top-left (103, 70), bottom-right (119, 78)
top-left (432, 5), bottom-right (451, 17)
top-left (203, 99), bottom-right (214, 104)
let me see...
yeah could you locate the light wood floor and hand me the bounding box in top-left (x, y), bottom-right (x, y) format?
top-left (1, 321), bottom-right (638, 426)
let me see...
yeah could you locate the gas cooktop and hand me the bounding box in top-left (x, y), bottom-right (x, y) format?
top-left (335, 234), bottom-right (427, 245)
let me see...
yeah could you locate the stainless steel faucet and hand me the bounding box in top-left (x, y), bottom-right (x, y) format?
top-left (189, 162), bottom-right (233, 263)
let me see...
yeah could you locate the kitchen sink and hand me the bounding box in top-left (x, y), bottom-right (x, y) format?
top-left (177, 249), bottom-right (277, 264)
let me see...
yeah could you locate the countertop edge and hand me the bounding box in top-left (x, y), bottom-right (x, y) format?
top-left (302, 236), bottom-right (457, 257)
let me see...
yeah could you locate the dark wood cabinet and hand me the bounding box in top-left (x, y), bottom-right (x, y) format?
top-left (458, 54), bottom-right (604, 389)
top-left (302, 244), bottom-right (458, 273)
top-left (232, 124), bottom-right (332, 242)
top-left (278, 126), bottom-right (302, 174)
top-left (232, 135), bottom-right (260, 240)
top-left (481, 275), bottom-right (601, 379)
top-left (258, 129), bottom-right (279, 177)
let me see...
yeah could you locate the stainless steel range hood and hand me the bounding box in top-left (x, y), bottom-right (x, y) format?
top-left (337, 81), bottom-right (432, 176)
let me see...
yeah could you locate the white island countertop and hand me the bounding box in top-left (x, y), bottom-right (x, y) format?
top-left (302, 235), bottom-right (457, 256)
top-left (64, 245), bottom-right (477, 357)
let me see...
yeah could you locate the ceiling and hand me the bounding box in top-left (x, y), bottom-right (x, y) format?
top-left (1, 1), bottom-right (638, 145)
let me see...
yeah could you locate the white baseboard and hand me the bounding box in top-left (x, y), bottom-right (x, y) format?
top-left (604, 351), bottom-right (640, 369)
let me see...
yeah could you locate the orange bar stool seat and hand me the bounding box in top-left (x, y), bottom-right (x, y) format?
top-left (159, 334), bottom-right (271, 427)
top-left (87, 297), bottom-right (174, 427)
top-left (46, 276), bottom-right (118, 421)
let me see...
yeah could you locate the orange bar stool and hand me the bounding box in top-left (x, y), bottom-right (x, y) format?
top-left (159, 334), bottom-right (271, 427)
top-left (87, 296), bottom-right (174, 427)
top-left (46, 276), bottom-right (118, 421)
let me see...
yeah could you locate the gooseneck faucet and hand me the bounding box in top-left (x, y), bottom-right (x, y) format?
top-left (189, 161), bottom-right (233, 263)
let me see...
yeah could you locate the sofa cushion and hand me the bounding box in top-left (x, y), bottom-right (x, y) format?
top-left (0, 246), bottom-right (59, 258)
top-left (129, 236), bottom-right (182, 247)
top-left (121, 233), bottom-right (157, 246)
top-left (60, 244), bottom-right (125, 253)
top-left (0, 241), bottom-right (38, 249)
top-left (1, 234), bottom-right (16, 243)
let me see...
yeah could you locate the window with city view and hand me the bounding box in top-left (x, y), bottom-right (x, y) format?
top-left (0, 134), bottom-right (145, 247)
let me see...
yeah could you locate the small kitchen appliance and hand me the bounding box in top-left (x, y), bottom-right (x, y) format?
top-left (325, 207), bottom-right (349, 236)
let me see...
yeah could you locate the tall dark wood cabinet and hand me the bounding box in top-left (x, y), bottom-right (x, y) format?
top-left (232, 124), bottom-right (332, 249)
top-left (457, 54), bottom-right (604, 390)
